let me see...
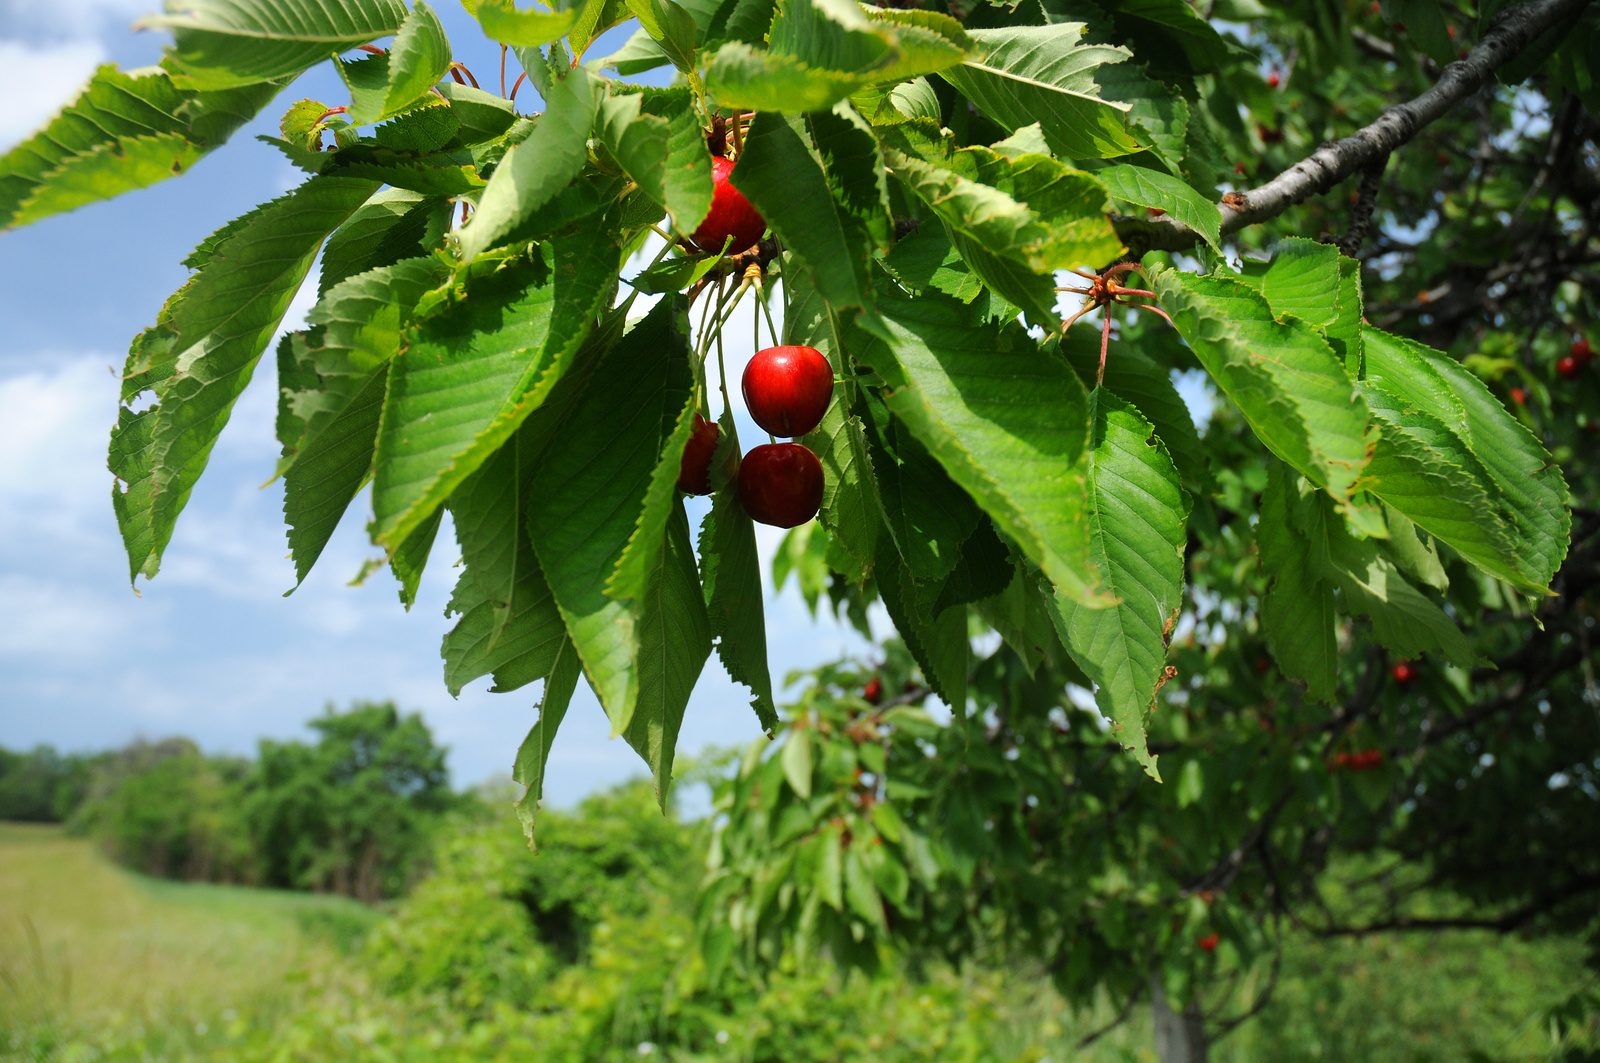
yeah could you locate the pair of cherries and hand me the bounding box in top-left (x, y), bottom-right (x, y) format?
top-left (677, 344), bottom-right (833, 527)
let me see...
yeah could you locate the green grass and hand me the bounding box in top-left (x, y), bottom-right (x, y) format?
top-left (0, 823), bottom-right (378, 1044)
top-left (0, 822), bottom-right (1591, 1063)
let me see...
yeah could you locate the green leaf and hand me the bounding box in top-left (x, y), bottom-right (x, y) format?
top-left (281, 361), bottom-right (389, 586)
top-left (886, 146), bottom-right (1120, 324)
top-left (317, 188), bottom-right (450, 296)
top-left (380, 1), bottom-right (453, 120)
top-left (1057, 326), bottom-right (1210, 490)
top-left (628, 250), bottom-right (723, 294)
top-left (865, 406), bottom-right (981, 584)
top-left (434, 81), bottom-right (519, 145)
top-left (940, 25), bottom-right (1141, 160)
top-left (473, 0), bottom-right (581, 46)
top-left (1235, 236), bottom-right (1342, 329)
top-left (626, 0), bottom-right (699, 70)
top-left (1095, 163), bottom-right (1219, 250)
top-left (267, 137), bottom-right (488, 196)
top-left (390, 501), bottom-right (443, 608)
top-left (862, 8), bottom-right (975, 83)
top-left (1095, 64), bottom-right (1189, 177)
top-left (596, 88), bottom-right (714, 238)
top-left (698, 417), bottom-right (779, 733)
top-left (526, 297), bottom-right (693, 735)
top-left (370, 224), bottom-right (620, 550)
top-left (1274, 461), bottom-right (1475, 668)
top-left (565, 0), bottom-right (633, 57)
top-left (511, 637), bottom-right (583, 844)
top-left (703, 43), bottom-right (867, 112)
top-left (731, 113), bottom-right (868, 311)
top-left (974, 561), bottom-right (1064, 677)
top-left (808, 102), bottom-right (894, 257)
top-left (876, 536), bottom-right (968, 714)
top-left (1111, 0), bottom-right (1233, 80)
top-left (610, 391), bottom-right (700, 604)
top-left (442, 423), bottom-right (570, 696)
top-left (1361, 329), bottom-right (1568, 595)
top-left (847, 290), bottom-right (1110, 608)
top-left (458, 65), bottom-right (597, 261)
top-left (787, 264), bottom-right (881, 581)
top-left (146, 0), bottom-right (410, 90)
top-left (782, 726), bottom-right (813, 798)
top-left (0, 66), bottom-right (281, 230)
top-left (1046, 391), bottom-right (1187, 779)
top-left (1150, 266), bottom-right (1374, 511)
top-left (882, 224), bottom-right (984, 304)
top-left (1257, 459), bottom-right (1338, 701)
top-left (625, 499), bottom-right (713, 806)
top-left (932, 518), bottom-right (1013, 614)
top-left (767, 0), bottom-right (892, 77)
top-left (109, 175), bottom-right (378, 583)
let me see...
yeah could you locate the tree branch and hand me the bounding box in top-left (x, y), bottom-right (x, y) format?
top-left (1115, 0), bottom-right (1597, 255)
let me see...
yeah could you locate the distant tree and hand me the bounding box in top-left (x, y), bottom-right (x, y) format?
top-left (246, 701), bottom-right (456, 901)
top-left (72, 738), bottom-right (254, 880)
top-left (0, 745), bottom-right (97, 823)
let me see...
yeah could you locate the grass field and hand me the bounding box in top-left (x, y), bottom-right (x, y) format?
top-left (1, 821), bottom-right (1593, 1062)
top-left (0, 823), bottom-right (378, 1050)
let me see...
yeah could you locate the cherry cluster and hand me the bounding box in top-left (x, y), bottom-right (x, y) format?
top-left (1558, 336), bottom-right (1595, 381)
top-left (671, 153), bottom-right (831, 527)
top-left (1328, 749), bottom-right (1385, 772)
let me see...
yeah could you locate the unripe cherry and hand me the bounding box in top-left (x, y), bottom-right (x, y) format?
top-left (676, 415), bottom-right (720, 495)
top-left (742, 345), bottom-right (834, 438)
top-left (738, 442), bottom-right (823, 528)
top-left (690, 156), bottom-right (766, 255)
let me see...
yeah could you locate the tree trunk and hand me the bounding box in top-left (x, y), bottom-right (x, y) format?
top-left (1152, 975), bottom-right (1208, 1063)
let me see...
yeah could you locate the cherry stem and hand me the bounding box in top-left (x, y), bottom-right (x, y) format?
top-left (508, 72), bottom-right (526, 106)
top-left (760, 286), bottom-right (781, 347)
top-left (1098, 309), bottom-right (1112, 389)
top-left (500, 44), bottom-right (507, 98)
top-left (730, 113), bottom-right (746, 158)
top-left (450, 62), bottom-right (480, 89)
top-left (312, 105), bottom-right (349, 126)
top-left (1061, 302), bottom-right (1097, 332)
top-left (449, 67), bottom-right (466, 86)
top-left (358, 44), bottom-right (386, 54)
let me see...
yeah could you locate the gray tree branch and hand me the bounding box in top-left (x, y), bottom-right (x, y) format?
top-left (1114, 0), bottom-right (1595, 256)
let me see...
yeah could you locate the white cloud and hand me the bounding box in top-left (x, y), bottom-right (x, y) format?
top-left (0, 39), bottom-right (106, 149)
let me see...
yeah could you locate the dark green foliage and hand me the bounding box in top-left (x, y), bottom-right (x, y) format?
top-left (245, 702), bottom-right (456, 900)
top-left (0, 746), bottom-right (97, 823)
top-left (63, 703), bottom-right (454, 901)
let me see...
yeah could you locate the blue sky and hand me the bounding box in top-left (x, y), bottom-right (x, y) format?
top-left (0, 0), bottom-right (878, 801)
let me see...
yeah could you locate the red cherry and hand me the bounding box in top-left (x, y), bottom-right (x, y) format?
top-left (1356, 750), bottom-right (1385, 771)
top-left (676, 415), bottom-right (720, 495)
top-left (1267, 71), bottom-right (1281, 88)
top-left (1198, 933), bottom-right (1219, 952)
top-left (1571, 337), bottom-right (1594, 364)
top-left (863, 677), bottom-right (883, 705)
top-left (1391, 661), bottom-right (1415, 685)
top-left (1253, 656), bottom-right (1270, 674)
top-left (738, 443), bottom-right (823, 527)
top-left (742, 345), bottom-right (834, 438)
top-left (690, 156), bottom-right (765, 254)
top-left (1510, 387), bottom-right (1526, 405)
top-left (1147, 206), bottom-right (1166, 217)
top-left (1557, 355), bottom-right (1583, 381)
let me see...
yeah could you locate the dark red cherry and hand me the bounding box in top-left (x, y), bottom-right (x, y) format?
top-left (742, 345), bottom-right (833, 438)
top-left (690, 156), bottom-right (765, 254)
top-left (676, 415), bottom-right (720, 495)
top-left (738, 443), bottom-right (823, 528)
